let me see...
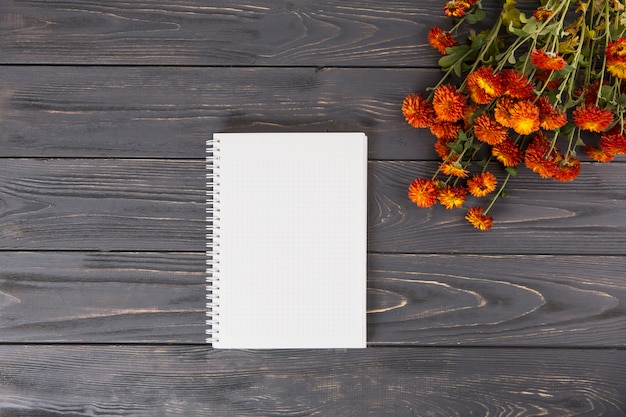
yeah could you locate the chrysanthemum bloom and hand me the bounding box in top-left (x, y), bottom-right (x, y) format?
top-left (494, 96), bottom-right (516, 128)
top-left (408, 178), bottom-right (439, 208)
top-left (467, 172), bottom-right (497, 197)
top-left (600, 127), bottom-right (626, 155)
top-left (440, 161), bottom-right (469, 178)
top-left (533, 6), bottom-right (554, 21)
top-left (437, 185), bottom-right (467, 209)
top-left (536, 96), bottom-right (567, 130)
top-left (432, 84), bottom-right (467, 122)
top-left (465, 206), bottom-right (494, 231)
top-left (492, 138), bottom-right (523, 167)
top-left (552, 158), bottom-right (581, 182)
top-left (466, 66), bottom-right (504, 104)
top-left (524, 133), bottom-right (559, 178)
top-left (534, 70), bottom-right (562, 90)
top-left (584, 145), bottom-right (615, 162)
top-left (402, 93), bottom-right (435, 128)
top-left (530, 49), bottom-right (567, 71)
top-left (444, 0), bottom-right (473, 17)
top-left (434, 137), bottom-right (457, 159)
top-left (473, 114), bottom-right (508, 145)
top-left (428, 26), bottom-right (458, 55)
top-left (508, 100), bottom-right (540, 135)
top-left (572, 105), bottom-right (614, 132)
top-left (429, 121), bottom-right (461, 141)
top-left (501, 69), bottom-right (535, 100)
top-left (606, 38), bottom-right (626, 79)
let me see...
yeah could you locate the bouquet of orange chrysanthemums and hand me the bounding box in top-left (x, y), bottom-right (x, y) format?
top-left (402, 0), bottom-right (626, 230)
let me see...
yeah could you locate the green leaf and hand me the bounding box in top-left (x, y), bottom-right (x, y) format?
top-left (505, 166), bottom-right (518, 177)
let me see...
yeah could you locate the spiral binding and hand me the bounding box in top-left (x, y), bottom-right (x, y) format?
top-left (205, 138), bottom-right (220, 344)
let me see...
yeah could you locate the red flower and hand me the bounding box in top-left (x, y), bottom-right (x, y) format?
top-left (465, 207), bottom-right (494, 230)
top-left (473, 114), bottom-right (508, 145)
top-left (501, 69), bottom-right (535, 100)
top-left (530, 49), bottom-right (567, 71)
top-left (440, 161), bottom-right (469, 178)
top-left (606, 38), bottom-right (626, 79)
top-left (467, 172), bottom-right (497, 197)
top-left (573, 106), bottom-right (614, 132)
top-left (430, 121), bottom-right (462, 141)
top-left (402, 93), bottom-right (435, 128)
top-left (428, 26), bottom-right (458, 55)
top-left (408, 178), bottom-right (439, 208)
top-left (524, 133), bottom-right (560, 178)
top-left (438, 185), bottom-right (467, 209)
top-left (432, 84), bottom-right (467, 122)
top-left (536, 96), bottom-right (567, 130)
top-left (466, 66), bottom-right (504, 104)
top-left (492, 138), bottom-right (523, 167)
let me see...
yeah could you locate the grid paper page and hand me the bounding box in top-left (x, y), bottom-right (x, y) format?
top-left (211, 132), bottom-right (367, 349)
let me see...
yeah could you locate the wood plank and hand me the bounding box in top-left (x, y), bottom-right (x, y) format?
top-left (368, 254), bottom-right (626, 347)
top-left (0, 66), bottom-right (439, 159)
top-left (0, 252), bottom-right (205, 343)
top-left (0, 0), bottom-right (463, 66)
top-left (0, 159), bottom-right (204, 250)
top-left (369, 160), bottom-right (626, 254)
top-left (0, 346), bottom-right (623, 416)
top-left (2, 158), bottom-right (626, 254)
top-left (2, 251), bottom-right (624, 346)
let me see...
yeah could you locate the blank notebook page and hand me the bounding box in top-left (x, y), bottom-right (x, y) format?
top-left (210, 132), bottom-right (367, 349)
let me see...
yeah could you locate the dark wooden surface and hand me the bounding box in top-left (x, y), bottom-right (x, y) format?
top-left (0, 0), bottom-right (624, 416)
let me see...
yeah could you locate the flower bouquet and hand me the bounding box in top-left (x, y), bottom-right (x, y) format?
top-left (402, 0), bottom-right (626, 230)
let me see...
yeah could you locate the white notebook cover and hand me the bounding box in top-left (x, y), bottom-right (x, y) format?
top-left (208, 132), bottom-right (367, 349)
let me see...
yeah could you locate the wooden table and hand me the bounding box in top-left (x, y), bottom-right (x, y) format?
top-left (0, 1), bottom-right (624, 415)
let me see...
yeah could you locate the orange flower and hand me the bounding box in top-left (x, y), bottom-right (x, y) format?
top-left (533, 7), bottom-right (554, 21)
top-left (501, 69), bottom-right (535, 100)
top-left (508, 100), bottom-right (540, 135)
top-left (473, 114), bottom-right (508, 145)
top-left (492, 138), bottom-right (523, 167)
top-left (408, 178), bottom-right (439, 208)
top-left (600, 127), bottom-right (626, 155)
top-left (428, 26), bottom-right (458, 54)
top-left (466, 66), bottom-right (504, 104)
top-left (494, 96), bottom-right (516, 128)
top-left (467, 172), bottom-right (497, 197)
top-left (465, 206), bottom-right (494, 231)
top-left (530, 49), bottom-right (567, 71)
top-left (440, 161), bottom-right (469, 178)
top-left (573, 106), bottom-right (614, 132)
top-left (552, 158), bottom-right (581, 182)
top-left (535, 70), bottom-right (562, 90)
top-left (430, 121), bottom-right (461, 141)
top-left (438, 185), bottom-right (467, 209)
top-left (536, 96), bottom-right (567, 130)
top-left (402, 93), bottom-right (435, 128)
top-left (584, 145), bottom-right (615, 162)
top-left (434, 137), bottom-right (457, 159)
top-left (606, 38), bottom-right (626, 79)
top-left (432, 84), bottom-right (467, 122)
top-left (524, 133), bottom-right (559, 178)
top-left (444, 0), bottom-right (473, 17)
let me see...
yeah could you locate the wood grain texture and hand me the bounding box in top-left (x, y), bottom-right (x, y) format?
top-left (2, 158), bottom-right (626, 253)
top-left (0, 252), bottom-right (205, 343)
top-left (0, 346), bottom-right (624, 417)
top-left (2, 251), bottom-right (624, 346)
top-left (0, 0), bottom-right (466, 66)
top-left (369, 160), bottom-right (626, 254)
top-left (0, 66), bottom-right (440, 159)
top-left (368, 254), bottom-right (626, 346)
top-left (0, 159), bottom-right (204, 250)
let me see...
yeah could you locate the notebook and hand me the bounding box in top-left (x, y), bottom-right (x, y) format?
top-left (206, 132), bottom-right (368, 349)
